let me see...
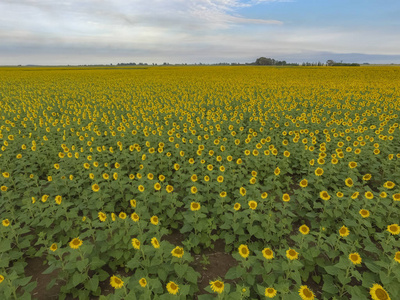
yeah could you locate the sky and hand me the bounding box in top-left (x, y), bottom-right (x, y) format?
top-left (1, 0), bottom-right (400, 65)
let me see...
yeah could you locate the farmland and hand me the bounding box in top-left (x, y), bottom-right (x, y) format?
top-left (1, 66), bottom-right (400, 299)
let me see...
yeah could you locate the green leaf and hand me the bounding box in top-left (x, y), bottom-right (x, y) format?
top-left (15, 276), bottom-right (32, 287)
top-left (72, 272), bottom-right (85, 287)
top-left (312, 275), bottom-right (321, 284)
top-left (174, 263), bottom-right (188, 277)
top-left (324, 266), bottom-right (338, 276)
top-left (86, 275), bottom-right (99, 292)
top-left (322, 275), bottom-right (339, 294)
top-left (158, 268), bottom-right (167, 282)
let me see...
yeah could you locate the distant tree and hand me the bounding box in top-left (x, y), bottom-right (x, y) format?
top-left (256, 57), bottom-right (274, 65)
top-left (326, 60), bottom-right (335, 66)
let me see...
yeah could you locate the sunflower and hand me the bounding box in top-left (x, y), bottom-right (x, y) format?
top-left (365, 191), bottom-right (374, 199)
top-left (166, 185), bottom-right (174, 193)
top-left (349, 252), bottom-right (362, 265)
top-left (0, 275), bottom-right (4, 283)
top-left (119, 212), bottom-right (127, 220)
top-left (299, 285), bottom-right (315, 300)
top-left (131, 213), bottom-right (139, 222)
top-left (393, 193), bottom-right (400, 201)
top-left (248, 201), bottom-right (257, 210)
top-left (92, 183), bottom-right (100, 192)
top-left (383, 181), bottom-right (395, 189)
top-left (240, 187), bottom-right (246, 196)
top-left (299, 179), bottom-right (308, 188)
top-left (220, 191), bottom-right (227, 198)
top-left (363, 174), bottom-right (372, 181)
top-left (286, 248), bottom-right (299, 260)
top-left (41, 195), bottom-right (49, 202)
top-left (69, 237), bottom-right (83, 249)
top-left (166, 281), bottom-right (179, 295)
top-left (351, 192), bottom-right (359, 199)
top-left (2, 219), bottom-right (10, 227)
top-left (132, 238), bottom-right (140, 250)
top-left (154, 182), bottom-right (161, 191)
top-left (387, 224), bottom-right (400, 235)
top-left (217, 176), bottom-right (224, 183)
top-left (150, 216), bottom-right (159, 225)
top-left (315, 167), bottom-right (323, 176)
top-left (138, 185), bottom-right (145, 192)
top-left (110, 275), bottom-right (124, 289)
top-left (171, 246), bottom-right (184, 258)
top-left (262, 248), bottom-right (274, 260)
top-left (190, 202), bottom-right (201, 211)
top-left (274, 167), bottom-right (280, 176)
top-left (394, 251), bottom-right (400, 263)
top-left (320, 191), bottom-right (330, 201)
top-left (345, 178), bottom-right (354, 187)
top-left (139, 277), bottom-right (147, 288)
top-left (261, 192), bottom-right (268, 199)
top-left (359, 209), bottom-right (370, 218)
top-left (233, 203), bottom-right (241, 211)
top-left (191, 186), bottom-right (198, 194)
top-left (102, 173), bottom-right (109, 180)
top-left (282, 193), bottom-right (290, 202)
top-left (50, 243), bottom-right (58, 252)
top-left (96, 211), bottom-right (106, 222)
top-left (130, 199), bottom-right (136, 208)
top-left (191, 174), bottom-right (198, 182)
top-left (349, 161), bottom-right (357, 168)
top-left (0, 186), bottom-right (8, 192)
top-left (380, 192), bottom-right (387, 198)
top-left (238, 244), bottom-right (250, 259)
top-left (210, 280), bottom-right (224, 294)
top-left (111, 213), bottom-right (116, 221)
top-left (339, 225), bottom-right (350, 237)
top-left (151, 237), bottom-right (160, 249)
top-left (265, 287), bottom-right (277, 298)
top-left (299, 225), bottom-right (310, 235)
top-left (370, 284), bottom-right (391, 300)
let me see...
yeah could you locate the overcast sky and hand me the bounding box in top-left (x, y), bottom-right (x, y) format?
top-left (1, 0), bottom-right (400, 65)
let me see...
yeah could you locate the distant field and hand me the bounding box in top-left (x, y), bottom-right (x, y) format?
top-left (1, 66), bottom-right (400, 300)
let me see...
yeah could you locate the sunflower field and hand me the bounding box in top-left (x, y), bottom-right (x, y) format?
top-left (1, 65), bottom-right (400, 300)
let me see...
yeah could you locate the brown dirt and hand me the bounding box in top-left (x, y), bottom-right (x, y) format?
top-left (192, 239), bottom-right (238, 295)
top-left (25, 257), bottom-right (63, 300)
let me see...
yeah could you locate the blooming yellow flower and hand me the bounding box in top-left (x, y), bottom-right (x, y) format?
top-left (171, 246), bottom-right (184, 258)
top-left (299, 225), bottom-right (310, 235)
top-left (339, 225), bottom-right (350, 237)
top-left (238, 244), bottom-right (250, 258)
top-left (139, 277), bottom-right (147, 288)
top-left (299, 285), bottom-right (315, 300)
top-left (349, 252), bottom-right (362, 265)
top-left (2, 219), bottom-right (10, 227)
top-left (262, 248), bottom-right (274, 260)
top-left (92, 183), bottom-right (100, 192)
top-left (387, 224), bottom-right (400, 235)
top-left (166, 281), bottom-right (179, 295)
top-left (248, 200), bottom-right (257, 210)
top-left (150, 215), bottom-right (159, 225)
top-left (69, 237), bottom-right (83, 249)
top-left (131, 238), bottom-right (140, 250)
top-left (151, 237), bottom-right (160, 249)
top-left (190, 202), bottom-right (201, 211)
top-left (50, 243), bottom-right (58, 252)
top-left (370, 284), bottom-right (391, 300)
top-left (210, 280), bottom-right (224, 294)
top-left (286, 248), bottom-right (298, 260)
top-left (110, 275), bottom-right (124, 289)
top-left (265, 287), bottom-right (277, 298)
